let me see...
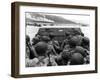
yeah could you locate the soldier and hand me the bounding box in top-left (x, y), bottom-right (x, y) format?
top-left (48, 33), bottom-right (61, 55)
top-left (61, 32), bottom-right (71, 50)
top-left (26, 41), bottom-right (58, 67)
top-left (26, 35), bottom-right (38, 59)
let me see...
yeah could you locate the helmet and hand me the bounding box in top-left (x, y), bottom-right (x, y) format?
top-left (41, 36), bottom-right (50, 43)
top-left (32, 37), bottom-right (40, 45)
top-left (65, 32), bottom-right (70, 37)
top-left (70, 53), bottom-right (84, 65)
top-left (82, 37), bottom-right (89, 45)
top-left (49, 33), bottom-right (55, 40)
top-left (35, 42), bottom-right (48, 56)
top-left (61, 50), bottom-right (71, 61)
top-left (72, 28), bottom-right (82, 36)
top-left (69, 35), bottom-right (83, 46)
top-left (75, 46), bottom-right (87, 57)
top-left (26, 35), bottom-right (30, 43)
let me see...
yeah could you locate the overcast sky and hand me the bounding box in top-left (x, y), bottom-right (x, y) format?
top-left (46, 14), bottom-right (90, 25)
top-left (26, 13), bottom-right (90, 25)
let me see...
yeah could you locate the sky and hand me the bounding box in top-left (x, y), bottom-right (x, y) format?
top-left (46, 13), bottom-right (90, 25)
top-left (26, 13), bottom-right (90, 25)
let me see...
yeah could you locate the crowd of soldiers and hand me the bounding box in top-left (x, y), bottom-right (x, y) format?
top-left (26, 29), bottom-right (90, 67)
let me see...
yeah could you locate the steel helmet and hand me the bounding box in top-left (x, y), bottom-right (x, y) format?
top-left (75, 46), bottom-right (87, 57)
top-left (69, 35), bottom-right (83, 46)
top-left (35, 42), bottom-right (48, 56)
top-left (70, 53), bottom-right (84, 65)
top-left (82, 36), bottom-right (89, 45)
top-left (61, 50), bottom-right (71, 60)
top-left (41, 36), bottom-right (50, 43)
top-left (26, 35), bottom-right (30, 43)
top-left (32, 37), bottom-right (40, 45)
